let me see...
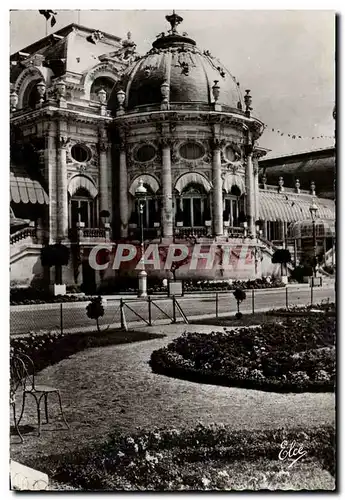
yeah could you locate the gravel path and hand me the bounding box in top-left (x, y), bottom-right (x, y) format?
top-left (11, 324), bottom-right (335, 464)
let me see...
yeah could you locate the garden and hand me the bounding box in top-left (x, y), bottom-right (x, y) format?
top-left (10, 302), bottom-right (335, 491)
top-left (32, 423), bottom-right (334, 491)
top-left (150, 314), bottom-right (335, 393)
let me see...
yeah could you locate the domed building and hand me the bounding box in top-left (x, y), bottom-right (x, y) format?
top-left (9, 12), bottom-right (335, 290)
top-left (109, 11), bottom-right (264, 246)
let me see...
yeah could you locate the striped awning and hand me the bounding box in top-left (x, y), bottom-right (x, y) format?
top-left (68, 175), bottom-right (98, 198)
top-left (175, 172), bottom-right (212, 194)
top-left (10, 164), bottom-right (48, 204)
top-left (223, 173), bottom-right (246, 194)
top-left (129, 174), bottom-right (160, 196)
top-left (259, 190), bottom-right (335, 222)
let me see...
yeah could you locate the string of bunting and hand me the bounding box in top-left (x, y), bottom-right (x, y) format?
top-left (263, 124), bottom-right (334, 140)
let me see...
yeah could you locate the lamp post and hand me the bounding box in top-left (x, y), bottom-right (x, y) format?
top-left (309, 200), bottom-right (318, 278)
top-left (135, 179), bottom-right (147, 297)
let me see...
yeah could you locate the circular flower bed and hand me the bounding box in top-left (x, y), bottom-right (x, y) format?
top-left (150, 316), bottom-right (335, 392)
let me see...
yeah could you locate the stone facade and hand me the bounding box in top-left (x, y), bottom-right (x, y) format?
top-left (10, 15), bottom-right (335, 289)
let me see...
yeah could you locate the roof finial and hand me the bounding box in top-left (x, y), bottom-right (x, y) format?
top-left (166, 10), bottom-right (183, 34)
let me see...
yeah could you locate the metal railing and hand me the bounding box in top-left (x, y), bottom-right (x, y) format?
top-left (68, 227), bottom-right (108, 240)
top-left (10, 227), bottom-right (37, 245)
top-left (10, 284), bottom-right (335, 336)
top-left (174, 226), bottom-right (209, 239)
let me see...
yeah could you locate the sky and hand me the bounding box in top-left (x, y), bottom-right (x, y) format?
top-left (9, 9), bottom-right (336, 158)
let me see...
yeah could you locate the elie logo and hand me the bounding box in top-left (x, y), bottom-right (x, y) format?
top-left (278, 440), bottom-right (307, 468)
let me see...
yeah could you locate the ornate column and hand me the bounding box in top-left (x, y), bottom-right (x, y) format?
top-left (56, 122), bottom-right (69, 241)
top-left (211, 139), bottom-right (223, 237)
top-left (244, 142), bottom-right (255, 237)
top-left (161, 138), bottom-right (173, 238)
top-left (99, 127), bottom-right (110, 220)
top-left (119, 140), bottom-right (129, 238)
top-left (46, 121), bottom-right (58, 243)
top-left (253, 153), bottom-right (260, 225)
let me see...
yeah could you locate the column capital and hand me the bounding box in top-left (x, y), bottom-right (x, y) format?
top-left (159, 136), bottom-right (174, 148)
top-left (99, 141), bottom-right (110, 153)
top-left (210, 138), bottom-right (226, 151)
top-left (244, 143), bottom-right (254, 156)
top-left (58, 135), bottom-right (70, 149)
top-left (117, 139), bottom-right (126, 152)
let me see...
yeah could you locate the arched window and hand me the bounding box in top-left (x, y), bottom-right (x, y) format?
top-left (90, 76), bottom-right (116, 104)
top-left (22, 79), bottom-right (41, 109)
top-left (131, 185), bottom-right (159, 229)
top-left (178, 183), bottom-right (208, 228)
top-left (69, 187), bottom-right (97, 228)
top-left (223, 185), bottom-right (245, 227)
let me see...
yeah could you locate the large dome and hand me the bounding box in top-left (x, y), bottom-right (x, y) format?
top-left (116, 12), bottom-right (244, 113)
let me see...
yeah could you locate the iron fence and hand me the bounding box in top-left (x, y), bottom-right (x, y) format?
top-left (10, 284), bottom-right (335, 336)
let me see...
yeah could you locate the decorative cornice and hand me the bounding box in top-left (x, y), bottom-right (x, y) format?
top-left (114, 110), bottom-right (263, 139)
top-left (10, 106), bottom-right (112, 127)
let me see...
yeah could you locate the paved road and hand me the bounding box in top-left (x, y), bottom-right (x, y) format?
top-left (10, 286), bottom-right (335, 335)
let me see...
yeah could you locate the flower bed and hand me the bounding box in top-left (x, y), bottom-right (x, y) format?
top-left (30, 424), bottom-right (335, 490)
top-left (267, 302), bottom-right (335, 317)
top-left (10, 287), bottom-right (93, 305)
top-left (150, 315), bottom-right (335, 393)
top-left (182, 278), bottom-right (285, 293)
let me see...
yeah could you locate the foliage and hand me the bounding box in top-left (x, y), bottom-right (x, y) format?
top-left (290, 265), bottom-right (313, 283)
top-left (233, 287), bottom-right (246, 316)
top-left (86, 297), bottom-right (105, 332)
top-left (37, 424), bottom-right (335, 491)
top-left (272, 249), bottom-right (292, 265)
top-left (272, 249), bottom-right (292, 277)
top-left (233, 288), bottom-right (246, 303)
top-left (40, 243), bottom-right (70, 267)
top-left (10, 287), bottom-right (92, 305)
top-left (323, 265), bottom-right (335, 275)
top-left (40, 243), bottom-right (70, 285)
top-left (183, 278), bottom-right (285, 293)
top-left (150, 315), bottom-right (335, 393)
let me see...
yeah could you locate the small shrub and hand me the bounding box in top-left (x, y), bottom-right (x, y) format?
top-left (233, 288), bottom-right (246, 316)
top-left (86, 296), bottom-right (105, 332)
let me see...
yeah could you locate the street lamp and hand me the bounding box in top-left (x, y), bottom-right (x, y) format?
top-left (309, 200), bottom-right (318, 278)
top-left (135, 179), bottom-right (148, 297)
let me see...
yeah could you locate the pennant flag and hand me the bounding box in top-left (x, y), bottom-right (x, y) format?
top-left (39, 10), bottom-right (57, 27)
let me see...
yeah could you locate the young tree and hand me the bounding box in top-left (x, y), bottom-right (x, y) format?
top-left (86, 296), bottom-right (105, 332)
top-left (233, 287), bottom-right (246, 319)
top-left (40, 243), bottom-right (70, 285)
top-left (272, 249), bottom-right (291, 278)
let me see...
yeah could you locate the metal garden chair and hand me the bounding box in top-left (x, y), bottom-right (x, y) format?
top-left (10, 354), bottom-right (26, 442)
top-left (14, 352), bottom-right (69, 437)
